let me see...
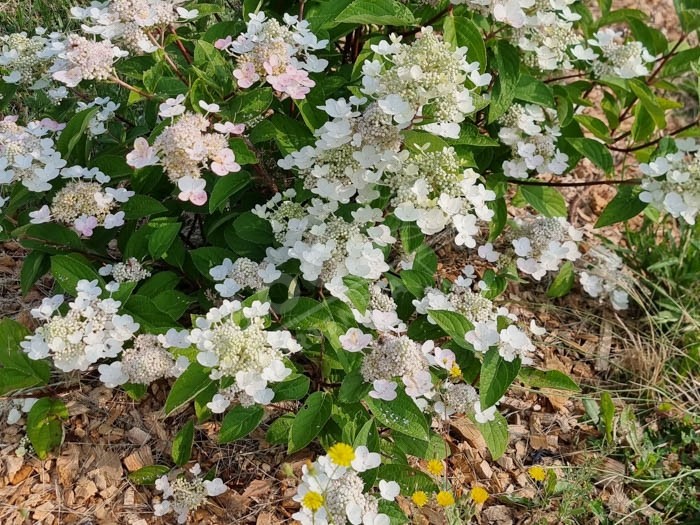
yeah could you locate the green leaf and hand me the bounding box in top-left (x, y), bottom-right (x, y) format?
top-left (0, 319), bottom-right (51, 395)
top-left (51, 253), bottom-right (103, 295)
top-left (600, 392), bottom-right (615, 442)
top-left (288, 392), bottom-right (333, 453)
top-left (152, 290), bottom-right (192, 321)
top-left (394, 431), bottom-right (450, 459)
top-left (280, 297), bottom-right (331, 330)
top-left (365, 389), bottom-right (429, 441)
top-left (189, 247), bottom-right (236, 280)
top-left (55, 107), bottom-right (99, 161)
top-left (595, 185), bottom-right (648, 227)
top-left (488, 41), bottom-right (520, 123)
top-left (172, 419), bottom-right (195, 466)
top-left (266, 414), bottom-right (294, 445)
top-left (272, 374), bottom-right (310, 402)
top-left (628, 79), bottom-right (666, 130)
top-left (26, 398), bottom-right (68, 459)
top-left (342, 275), bottom-right (370, 313)
top-left (219, 405), bottom-right (264, 443)
top-left (520, 185), bottom-right (567, 217)
top-left (17, 223), bottom-right (83, 252)
top-left (518, 368), bottom-right (580, 392)
top-left (121, 195), bottom-right (168, 220)
top-left (515, 75), bottom-right (555, 108)
top-left (475, 412), bottom-right (509, 460)
top-left (566, 137), bottom-right (613, 173)
top-left (547, 261), bottom-right (575, 298)
top-left (148, 221), bottom-right (181, 259)
top-left (338, 369), bottom-right (372, 404)
top-left (128, 465), bottom-right (171, 485)
top-left (428, 310), bottom-right (474, 349)
top-left (333, 0), bottom-right (417, 26)
top-left (164, 362), bottom-right (214, 415)
top-left (20, 251), bottom-right (49, 295)
top-left (233, 212), bottom-right (274, 245)
top-left (443, 15), bottom-right (487, 71)
top-left (209, 171), bottom-right (250, 212)
top-left (480, 348), bottom-right (521, 409)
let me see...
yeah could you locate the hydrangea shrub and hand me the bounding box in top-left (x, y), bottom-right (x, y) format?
top-left (0, 0), bottom-right (698, 522)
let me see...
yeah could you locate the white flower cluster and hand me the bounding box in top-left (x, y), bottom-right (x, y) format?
top-left (499, 103), bottom-right (569, 179)
top-left (98, 333), bottom-right (189, 386)
top-left (0, 28), bottom-right (63, 88)
top-left (216, 12), bottom-right (328, 99)
top-left (126, 108), bottom-right (241, 206)
top-left (413, 271), bottom-right (536, 363)
top-left (450, 0), bottom-right (578, 31)
top-left (361, 27), bottom-right (489, 138)
top-left (579, 246), bottom-right (630, 311)
top-left (509, 216), bottom-right (581, 280)
top-left (99, 257), bottom-right (151, 283)
top-left (76, 96), bottom-right (119, 136)
top-left (189, 300), bottom-right (300, 411)
top-left (50, 34), bottom-right (127, 87)
top-left (639, 138), bottom-right (700, 224)
top-left (278, 98), bottom-right (402, 203)
top-left (209, 257), bottom-right (280, 297)
top-left (71, 0), bottom-right (195, 54)
top-left (512, 0), bottom-right (581, 71)
top-left (575, 29), bottom-right (655, 79)
top-left (30, 166), bottom-right (132, 237)
top-left (154, 464), bottom-right (227, 525)
top-left (21, 279), bottom-right (139, 372)
top-left (0, 116), bottom-right (67, 207)
top-left (256, 196), bottom-right (390, 284)
top-left (293, 444), bottom-right (389, 525)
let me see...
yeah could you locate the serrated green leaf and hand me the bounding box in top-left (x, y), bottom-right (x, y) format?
top-left (520, 185), bottom-right (567, 217)
top-left (518, 368), bottom-right (580, 391)
top-left (172, 419), bottom-right (195, 466)
top-left (288, 392), bottom-right (333, 453)
top-left (547, 261), bottom-right (575, 298)
top-left (0, 319), bottom-right (51, 395)
top-left (365, 389), bottom-right (429, 441)
top-left (219, 405), bottom-right (264, 443)
top-left (428, 309), bottom-right (475, 349)
top-left (595, 185), bottom-right (648, 227)
top-left (475, 412), bottom-right (509, 459)
top-left (480, 348), bottom-right (521, 409)
top-left (566, 137), bottom-right (613, 173)
top-left (164, 362), bottom-right (214, 415)
top-left (51, 253), bottom-right (103, 295)
top-left (26, 398), bottom-right (68, 459)
top-left (333, 0), bottom-right (417, 26)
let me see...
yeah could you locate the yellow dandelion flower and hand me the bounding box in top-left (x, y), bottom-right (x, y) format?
top-left (436, 490), bottom-right (455, 506)
top-left (327, 443), bottom-right (355, 467)
top-left (412, 491), bottom-right (429, 507)
top-left (427, 459), bottom-right (444, 476)
top-left (528, 465), bottom-right (547, 482)
top-left (449, 364), bottom-right (462, 378)
top-left (470, 486), bottom-right (489, 505)
top-left (302, 491), bottom-right (324, 511)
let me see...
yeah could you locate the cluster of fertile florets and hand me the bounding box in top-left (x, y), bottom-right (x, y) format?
top-left (99, 258), bottom-right (151, 283)
top-left (0, 117), bottom-right (66, 202)
top-left (189, 300), bottom-right (300, 410)
top-left (639, 139), bottom-right (700, 224)
top-left (292, 443), bottom-right (389, 525)
top-left (21, 279), bottom-right (139, 372)
top-left (579, 246), bottom-right (630, 311)
top-left (71, 0), bottom-right (193, 54)
top-left (391, 146), bottom-right (496, 243)
top-left (361, 27), bottom-right (489, 137)
top-left (278, 97), bottom-right (403, 203)
top-left (499, 103), bottom-right (569, 179)
top-left (209, 257), bottom-right (281, 297)
top-left (154, 464), bottom-right (227, 525)
top-left (216, 12), bottom-right (328, 99)
top-left (507, 216), bottom-right (582, 280)
top-left (50, 34), bottom-right (127, 87)
top-left (575, 29), bottom-right (655, 79)
top-left (98, 333), bottom-right (188, 386)
top-left (0, 29), bottom-right (63, 88)
top-left (126, 110), bottom-right (241, 205)
top-left (33, 167), bottom-right (132, 237)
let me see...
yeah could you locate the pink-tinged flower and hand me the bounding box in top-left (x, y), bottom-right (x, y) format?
top-left (158, 94), bottom-right (186, 118)
top-left (214, 36), bottom-right (232, 50)
top-left (126, 137), bottom-right (159, 169)
top-left (177, 176), bottom-right (207, 206)
top-left (267, 67), bottom-right (315, 99)
top-left (210, 148), bottom-right (240, 176)
top-left (38, 118), bottom-right (66, 132)
top-left (214, 121), bottom-right (245, 135)
top-left (198, 100), bottom-right (220, 113)
top-left (74, 214), bottom-right (98, 237)
top-left (233, 62), bottom-right (260, 88)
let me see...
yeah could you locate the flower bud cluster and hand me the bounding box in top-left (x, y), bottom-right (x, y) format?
top-left (99, 257), bottom-right (151, 283)
top-left (499, 103), bottom-right (569, 179)
top-left (0, 28), bottom-right (63, 87)
top-left (216, 12), bottom-right (328, 99)
top-left (639, 139), bottom-right (700, 224)
top-left (21, 279), bottom-right (139, 372)
top-left (210, 257), bottom-right (281, 297)
top-left (154, 464), bottom-right (228, 525)
top-left (189, 300), bottom-right (300, 411)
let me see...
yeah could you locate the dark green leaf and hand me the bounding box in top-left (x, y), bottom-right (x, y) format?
top-left (520, 185), bottom-right (567, 217)
top-left (26, 398), bottom-right (68, 459)
top-left (164, 362), bottom-right (214, 415)
top-left (518, 368), bottom-right (580, 391)
top-left (547, 261), bottom-right (575, 298)
top-left (480, 348), bottom-right (521, 409)
top-left (172, 419), bottom-right (195, 466)
top-left (595, 185), bottom-right (648, 227)
top-left (219, 405), bottom-right (264, 443)
top-left (288, 392), bottom-right (333, 453)
top-left (0, 319), bottom-right (51, 395)
top-left (365, 389), bottom-right (429, 441)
